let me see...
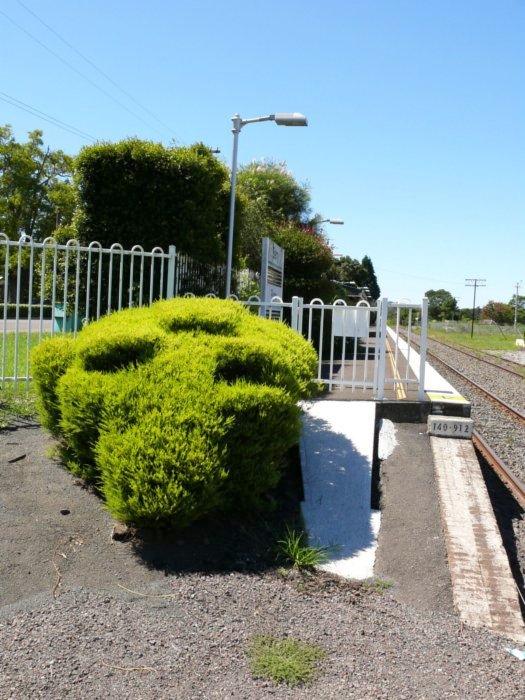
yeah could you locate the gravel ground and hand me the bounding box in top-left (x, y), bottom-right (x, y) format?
top-left (2, 417), bottom-right (525, 699)
top-left (2, 575), bottom-right (525, 700)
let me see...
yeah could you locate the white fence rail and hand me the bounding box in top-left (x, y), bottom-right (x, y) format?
top-left (1, 234), bottom-right (428, 400)
top-left (223, 293), bottom-right (428, 400)
top-left (1, 235), bottom-right (176, 388)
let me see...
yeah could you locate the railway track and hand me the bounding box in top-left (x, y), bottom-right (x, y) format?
top-left (400, 331), bottom-right (525, 500)
top-left (426, 336), bottom-right (525, 378)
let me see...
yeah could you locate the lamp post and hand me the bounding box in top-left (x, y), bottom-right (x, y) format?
top-left (317, 218), bottom-right (344, 225)
top-left (225, 112), bottom-right (308, 298)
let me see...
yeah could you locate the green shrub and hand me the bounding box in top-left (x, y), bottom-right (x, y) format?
top-left (31, 297), bottom-right (318, 527)
top-left (30, 335), bottom-right (76, 433)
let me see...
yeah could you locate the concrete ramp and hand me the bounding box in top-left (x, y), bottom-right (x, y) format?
top-left (299, 401), bottom-right (380, 579)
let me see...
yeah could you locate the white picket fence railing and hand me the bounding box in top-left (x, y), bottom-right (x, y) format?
top-left (191, 292), bottom-right (429, 400)
top-left (1, 234), bottom-right (176, 388)
top-left (1, 233), bottom-right (428, 399)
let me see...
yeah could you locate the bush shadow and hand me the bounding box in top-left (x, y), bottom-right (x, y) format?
top-left (129, 445), bottom-right (305, 575)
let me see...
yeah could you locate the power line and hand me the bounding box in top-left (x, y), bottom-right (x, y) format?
top-left (0, 91), bottom-right (97, 143)
top-left (15, 0), bottom-right (176, 139)
top-left (0, 7), bottom-right (168, 140)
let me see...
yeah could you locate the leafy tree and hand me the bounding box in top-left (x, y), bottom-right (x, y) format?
top-left (332, 255), bottom-right (381, 301)
top-left (332, 256), bottom-right (368, 287)
top-left (235, 160), bottom-right (311, 269)
top-left (237, 160), bottom-right (311, 224)
top-left (0, 125), bottom-right (74, 241)
top-left (361, 256), bottom-right (380, 300)
top-left (425, 289), bottom-right (458, 321)
top-left (74, 139), bottom-right (231, 262)
top-left (480, 301), bottom-right (513, 325)
top-left (509, 294), bottom-right (525, 324)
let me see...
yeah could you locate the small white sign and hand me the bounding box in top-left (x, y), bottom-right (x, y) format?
top-left (427, 416), bottom-right (473, 439)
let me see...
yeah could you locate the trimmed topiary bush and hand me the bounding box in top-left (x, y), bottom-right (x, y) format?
top-left (31, 297), bottom-right (318, 527)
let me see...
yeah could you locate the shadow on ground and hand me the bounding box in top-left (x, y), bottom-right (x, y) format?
top-left (126, 445), bottom-right (306, 576)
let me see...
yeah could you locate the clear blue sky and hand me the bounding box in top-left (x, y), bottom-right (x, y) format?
top-left (1, 0), bottom-right (524, 308)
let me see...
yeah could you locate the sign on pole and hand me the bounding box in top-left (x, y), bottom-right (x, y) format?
top-left (260, 237), bottom-right (284, 317)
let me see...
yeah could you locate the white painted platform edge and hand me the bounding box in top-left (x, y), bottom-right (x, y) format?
top-left (298, 400), bottom-right (383, 581)
top-left (387, 326), bottom-right (467, 403)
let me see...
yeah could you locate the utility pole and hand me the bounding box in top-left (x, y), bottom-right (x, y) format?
top-left (513, 281), bottom-right (522, 331)
top-left (465, 279), bottom-right (486, 338)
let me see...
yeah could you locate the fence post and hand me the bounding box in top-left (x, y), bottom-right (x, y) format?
top-left (418, 297), bottom-right (429, 400)
top-left (375, 297), bottom-right (389, 400)
top-left (166, 245), bottom-right (176, 299)
top-left (291, 296), bottom-right (303, 333)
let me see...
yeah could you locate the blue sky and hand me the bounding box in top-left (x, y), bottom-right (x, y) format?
top-left (1, 0), bottom-right (524, 308)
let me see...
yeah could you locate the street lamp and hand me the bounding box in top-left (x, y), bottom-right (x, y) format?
top-left (317, 218), bottom-right (344, 225)
top-left (225, 112), bottom-right (308, 298)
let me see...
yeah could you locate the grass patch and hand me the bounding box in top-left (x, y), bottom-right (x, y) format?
top-left (426, 326), bottom-right (524, 353)
top-left (0, 385), bottom-right (37, 428)
top-left (1, 331), bottom-right (49, 379)
top-left (363, 577), bottom-right (393, 594)
top-left (247, 634), bottom-right (326, 687)
top-left (276, 526), bottom-right (333, 570)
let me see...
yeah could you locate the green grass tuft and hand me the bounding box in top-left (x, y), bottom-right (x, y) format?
top-left (276, 526), bottom-right (333, 569)
top-left (247, 634), bottom-right (326, 687)
top-left (0, 385), bottom-right (37, 428)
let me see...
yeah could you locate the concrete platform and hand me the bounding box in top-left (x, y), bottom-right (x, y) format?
top-left (299, 396), bottom-right (525, 641)
top-left (431, 436), bottom-right (525, 642)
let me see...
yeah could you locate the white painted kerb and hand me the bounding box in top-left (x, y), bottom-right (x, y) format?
top-left (299, 401), bottom-right (379, 579)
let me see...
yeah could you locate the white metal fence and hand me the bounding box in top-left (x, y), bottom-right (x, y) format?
top-left (1, 233), bottom-right (428, 399)
top-left (1, 234), bottom-right (176, 388)
top-left (192, 292), bottom-right (429, 400)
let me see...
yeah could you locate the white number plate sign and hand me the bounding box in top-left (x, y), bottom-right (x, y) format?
top-left (427, 416), bottom-right (474, 439)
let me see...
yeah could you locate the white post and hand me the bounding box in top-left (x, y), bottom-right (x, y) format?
top-left (166, 245), bottom-right (176, 299)
top-left (225, 116), bottom-right (242, 298)
top-left (376, 297), bottom-right (389, 400)
top-left (418, 297), bottom-right (428, 400)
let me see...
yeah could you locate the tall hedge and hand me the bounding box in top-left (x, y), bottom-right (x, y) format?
top-left (74, 140), bottom-right (231, 262)
top-left (31, 298), bottom-right (318, 528)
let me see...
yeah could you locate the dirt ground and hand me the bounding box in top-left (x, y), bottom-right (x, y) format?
top-left (0, 414), bottom-right (454, 614)
top-left (0, 418), bottom-right (312, 610)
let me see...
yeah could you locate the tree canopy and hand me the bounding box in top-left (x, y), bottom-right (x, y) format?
top-left (425, 289), bottom-right (458, 321)
top-left (74, 139), bottom-right (231, 262)
top-left (0, 125), bottom-right (74, 241)
top-left (332, 255), bottom-right (381, 301)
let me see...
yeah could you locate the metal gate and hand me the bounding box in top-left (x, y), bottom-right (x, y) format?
top-left (238, 294), bottom-right (429, 400)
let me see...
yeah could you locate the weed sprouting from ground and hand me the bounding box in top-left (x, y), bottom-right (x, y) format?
top-left (247, 634), bottom-right (326, 686)
top-left (276, 526), bottom-right (333, 570)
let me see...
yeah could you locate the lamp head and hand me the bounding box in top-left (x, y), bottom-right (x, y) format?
top-left (273, 112), bottom-right (308, 127)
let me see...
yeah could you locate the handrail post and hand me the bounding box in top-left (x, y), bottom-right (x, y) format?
top-left (376, 297), bottom-right (389, 400)
top-left (167, 245), bottom-right (176, 299)
top-left (418, 297), bottom-right (429, 400)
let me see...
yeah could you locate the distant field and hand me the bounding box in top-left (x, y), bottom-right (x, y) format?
top-left (427, 322), bottom-right (525, 353)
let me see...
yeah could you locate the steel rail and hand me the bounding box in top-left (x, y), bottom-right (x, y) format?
top-left (425, 348), bottom-right (525, 424)
top-left (427, 337), bottom-right (525, 379)
top-left (473, 430), bottom-right (525, 509)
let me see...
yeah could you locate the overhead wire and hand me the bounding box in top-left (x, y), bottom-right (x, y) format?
top-left (0, 6), bottom-right (169, 140)
top-left (0, 91), bottom-right (97, 142)
top-left (15, 0), bottom-right (176, 139)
